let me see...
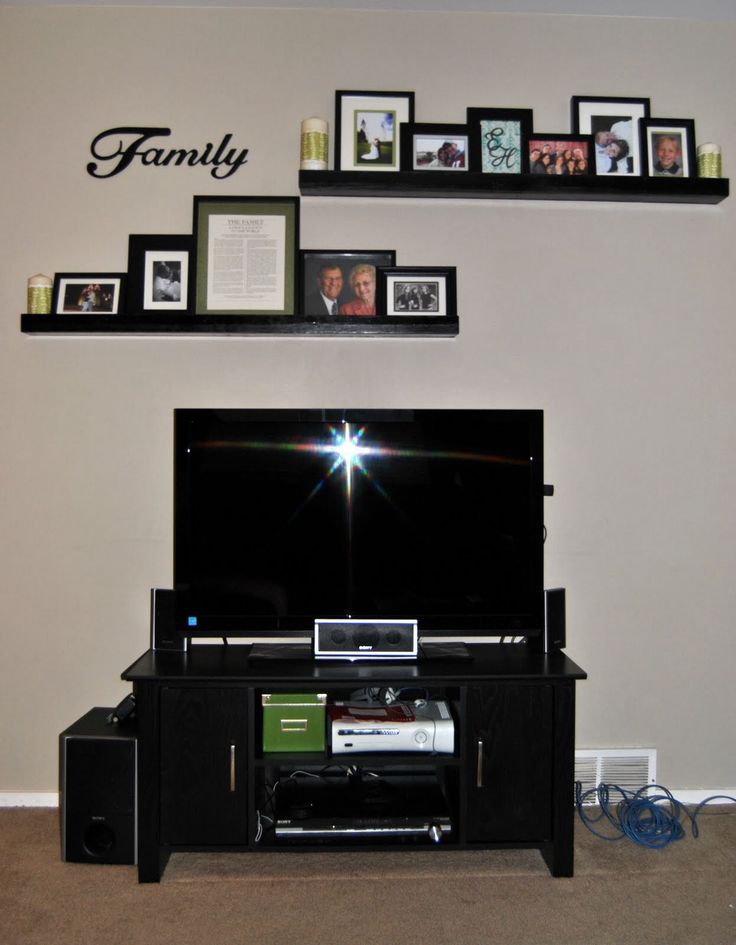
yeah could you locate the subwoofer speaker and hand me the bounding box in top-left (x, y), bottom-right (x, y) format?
top-left (59, 708), bottom-right (137, 864)
top-left (314, 619), bottom-right (418, 660)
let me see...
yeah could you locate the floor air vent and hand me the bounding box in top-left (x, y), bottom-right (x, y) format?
top-left (574, 748), bottom-right (657, 803)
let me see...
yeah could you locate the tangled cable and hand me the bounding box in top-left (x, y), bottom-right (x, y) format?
top-left (575, 782), bottom-right (736, 849)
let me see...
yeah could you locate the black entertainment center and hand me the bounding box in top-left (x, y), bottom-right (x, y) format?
top-left (118, 408), bottom-right (586, 882)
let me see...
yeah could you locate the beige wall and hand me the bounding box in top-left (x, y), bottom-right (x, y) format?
top-left (1, 6), bottom-right (734, 793)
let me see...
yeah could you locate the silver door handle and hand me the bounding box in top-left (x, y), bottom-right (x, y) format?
top-left (229, 743), bottom-right (236, 792)
top-left (476, 739), bottom-right (484, 788)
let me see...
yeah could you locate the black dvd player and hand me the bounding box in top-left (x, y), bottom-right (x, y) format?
top-left (273, 771), bottom-right (452, 842)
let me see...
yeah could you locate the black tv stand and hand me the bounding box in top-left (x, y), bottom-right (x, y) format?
top-left (122, 643), bottom-right (585, 882)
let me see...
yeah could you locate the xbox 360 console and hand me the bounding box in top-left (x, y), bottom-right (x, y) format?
top-left (329, 700), bottom-right (454, 754)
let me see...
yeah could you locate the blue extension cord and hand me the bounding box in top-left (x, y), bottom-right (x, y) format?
top-left (575, 782), bottom-right (736, 849)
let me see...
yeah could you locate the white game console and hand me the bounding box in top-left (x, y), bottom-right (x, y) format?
top-left (329, 700), bottom-right (455, 754)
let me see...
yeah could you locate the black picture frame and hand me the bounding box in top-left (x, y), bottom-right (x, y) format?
top-left (192, 196), bottom-right (299, 315)
top-left (640, 118), bottom-right (696, 179)
top-left (126, 234), bottom-right (193, 315)
top-left (335, 90), bottom-right (415, 172)
top-left (377, 266), bottom-right (457, 319)
top-left (399, 123), bottom-right (469, 172)
top-left (299, 249), bottom-right (396, 317)
top-left (570, 95), bottom-right (651, 176)
top-left (466, 107), bottom-right (533, 174)
top-left (51, 273), bottom-right (126, 315)
top-left (528, 134), bottom-right (594, 176)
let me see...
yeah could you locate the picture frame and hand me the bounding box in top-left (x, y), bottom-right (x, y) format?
top-left (570, 96), bottom-right (651, 176)
top-left (466, 107), bottom-right (533, 174)
top-left (399, 123), bottom-right (468, 172)
top-left (335, 90), bottom-right (415, 172)
top-left (528, 135), bottom-right (594, 176)
top-left (640, 118), bottom-right (696, 178)
top-left (193, 196), bottom-right (299, 315)
top-left (126, 234), bottom-right (193, 314)
top-left (300, 249), bottom-right (397, 317)
top-left (51, 273), bottom-right (125, 315)
top-left (377, 267), bottom-right (457, 319)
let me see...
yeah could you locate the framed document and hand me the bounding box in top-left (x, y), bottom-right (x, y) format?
top-left (193, 196), bottom-right (299, 315)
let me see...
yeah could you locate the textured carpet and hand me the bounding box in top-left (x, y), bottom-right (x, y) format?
top-left (1, 807), bottom-right (734, 945)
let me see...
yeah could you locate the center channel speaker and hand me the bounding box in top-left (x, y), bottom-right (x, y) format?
top-left (314, 619), bottom-right (418, 660)
top-left (59, 707), bottom-right (137, 864)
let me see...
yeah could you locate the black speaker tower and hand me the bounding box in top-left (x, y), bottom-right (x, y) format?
top-left (529, 588), bottom-right (566, 653)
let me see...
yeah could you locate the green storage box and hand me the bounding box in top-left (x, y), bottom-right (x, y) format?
top-left (262, 692), bottom-right (327, 752)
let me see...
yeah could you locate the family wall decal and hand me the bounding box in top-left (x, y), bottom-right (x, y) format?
top-left (86, 127), bottom-right (250, 180)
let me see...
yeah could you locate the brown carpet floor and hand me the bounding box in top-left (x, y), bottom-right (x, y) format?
top-left (1, 807), bottom-right (734, 945)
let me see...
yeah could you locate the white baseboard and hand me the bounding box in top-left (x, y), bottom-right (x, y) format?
top-left (663, 789), bottom-right (736, 806)
top-left (0, 793), bottom-right (59, 807)
top-left (0, 788), bottom-right (734, 809)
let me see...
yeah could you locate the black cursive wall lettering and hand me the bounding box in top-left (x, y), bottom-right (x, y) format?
top-left (87, 127), bottom-right (249, 180)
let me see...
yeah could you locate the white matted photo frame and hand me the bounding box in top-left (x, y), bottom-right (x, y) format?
top-left (193, 196), bottom-right (299, 315)
top-left (299, 249), bottom-right (396, 317)
top-left (127, 235), bottom-right (193, 314)
top-left (335, 90), bottom-right (415, 172)
top-left (570, 95), bottom-right (650, 176)
top-left (400, 123), bottom-right (468, 172)
top-left (377, 266), bottom-right (457, 318)
top-left (52, 273), bottom-right (126, 315)
top-left (640, 118), bottom-right (696, 178)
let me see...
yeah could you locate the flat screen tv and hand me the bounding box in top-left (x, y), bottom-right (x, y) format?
top-left (174, 408), bottom-right (545, 640)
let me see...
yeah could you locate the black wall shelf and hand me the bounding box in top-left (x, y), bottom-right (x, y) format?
top-left (299, 170), bottom-right (729, 204)
top-left (20, 313), bottom-right (459, 338)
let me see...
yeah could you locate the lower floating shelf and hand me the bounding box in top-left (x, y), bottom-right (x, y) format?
top-left (20, 313), bottom-right (459, 338)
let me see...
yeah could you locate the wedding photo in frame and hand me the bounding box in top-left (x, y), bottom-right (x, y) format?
top-left (529, 134), bottom-right (593, 176)
top-left (377, 266), bottom-right (457, 319)
top-left (400, 123), bottom-right (468, 171)
top-left (335, 90), bottom-right (415, 172)
top-left (571, 95), bottom-right (650, 176)
top-left (466, 107), bottom-right (533, 174)
top-left (126, 234), bottom-right (193, 314)
top-left (640, 118), bottom-right (696, 178)
top-left (300, 249), bottom-right (396, 317)
top-left (193, 196), bottom-right (299, 315)
top-left (52, 273), bottom-right (125, 315)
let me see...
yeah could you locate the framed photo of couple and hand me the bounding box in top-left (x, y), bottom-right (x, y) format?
top-left (335, 90), bottom-right (415, 172)
top-left (299, 250), bottom-right (396, 317)
top-left (400, 123), bottom-right (468, 171)
top-left (571, 96), bottom-right (651, 176)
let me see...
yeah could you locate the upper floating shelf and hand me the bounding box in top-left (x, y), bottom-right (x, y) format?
top-left (299, 170), bottom-right (729, 204)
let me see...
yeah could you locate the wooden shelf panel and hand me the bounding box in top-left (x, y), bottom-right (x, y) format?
top-left (299, 170), bottom-right (729, 204)
top-left (20, 313), bottom-right (459, 338)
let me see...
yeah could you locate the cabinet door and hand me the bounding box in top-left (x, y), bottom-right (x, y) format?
top-left (160, 687), bottom-right (248, 845)
top-left (466, 684), bottom-right (553, 842)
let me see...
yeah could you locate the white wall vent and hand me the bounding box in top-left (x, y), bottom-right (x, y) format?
top-left (574, 748), bottom-right (657, 804)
